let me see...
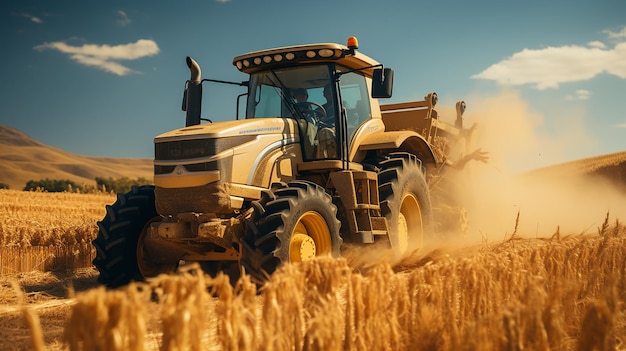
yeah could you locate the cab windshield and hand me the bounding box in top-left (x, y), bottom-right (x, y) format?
top-left (246, 64), bottom-right (334, 119)
top-left (246, 64), bottom-right (338, 160)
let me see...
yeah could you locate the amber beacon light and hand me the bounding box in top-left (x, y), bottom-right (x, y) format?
top-left (347, 36), bottom-right (359, 51)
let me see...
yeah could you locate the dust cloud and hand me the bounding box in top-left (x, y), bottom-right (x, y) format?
top-left (349, 89), bottom-right (625, 268)
top-left (449, 89), bottom-right (626, 243)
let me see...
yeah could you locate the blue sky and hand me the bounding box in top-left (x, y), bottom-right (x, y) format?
top-left (1, 0), bottom-right (625, 172)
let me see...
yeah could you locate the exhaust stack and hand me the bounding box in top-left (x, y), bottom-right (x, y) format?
top-left (183, 56), bottom-right (202, 126)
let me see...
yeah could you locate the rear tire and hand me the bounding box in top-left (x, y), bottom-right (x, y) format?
top-left (377, 153), bottom-right (433, 256)
top-left (242, 181), bottom-right (342, 283)
top-left (92, 186), bottom-right (176, 288)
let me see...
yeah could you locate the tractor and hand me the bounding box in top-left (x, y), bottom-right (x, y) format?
top-left (93, 37), bottom-right (477, 287)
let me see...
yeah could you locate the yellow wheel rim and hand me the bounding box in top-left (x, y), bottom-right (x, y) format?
top-left (289, 211), bottom-right (332, 262)
top-left (397, 193), bottom-right (424, 255)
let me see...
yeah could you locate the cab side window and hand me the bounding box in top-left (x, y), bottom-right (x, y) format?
top-left (338, 70), bottom-right (371, 141)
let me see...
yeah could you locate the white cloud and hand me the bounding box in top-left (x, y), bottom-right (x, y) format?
top-left (21, 13), bottom-right (42, 24)
top-left (69, 54), bottom-right (136, 76)
top-left (604, 27), bottom-right (626, 39)
top-left (472, 26), bottom-right (626, 90)
top-left (587, 41), bottom-right (606, 49)
top-left (565, 89), bottom-right (592, 101)
top-left (117, 10), bottom-right (131, 27)
top-left (33, 39), bottom-right (160, 76)
top-left (616, 122), bottom-right (626, 128)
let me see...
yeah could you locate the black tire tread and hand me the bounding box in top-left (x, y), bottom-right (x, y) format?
top-left (241, 181), bottom-right (342, 283)
top-left (92, 185), bottom-right (158, 288)
top-left (375, 152), bottom-right (433, 250)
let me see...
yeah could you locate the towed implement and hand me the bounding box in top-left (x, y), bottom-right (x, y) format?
top-left (93, 37), bottom-right (479, 287)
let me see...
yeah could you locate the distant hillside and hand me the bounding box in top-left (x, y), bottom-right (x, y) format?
top-left (0, 125), bottom-right (153, 190)
top-left (523, 151), bottom-right (626, 189)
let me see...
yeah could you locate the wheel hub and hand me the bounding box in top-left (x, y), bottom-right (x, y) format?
top-left (395, 193), bottom-right (422, 256)
top-left (397, 212), bottom-right (409, 254)
top-left (137, 218), bottom-right (178, 278)
top-left (290, 233), bottom-right (317, 262)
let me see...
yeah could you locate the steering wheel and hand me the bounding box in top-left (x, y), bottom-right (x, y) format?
top-left (295, 101), bottom-right (327, 124)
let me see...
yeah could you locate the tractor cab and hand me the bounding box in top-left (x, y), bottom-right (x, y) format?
top-left (232, 37), bottom-right (393, 165)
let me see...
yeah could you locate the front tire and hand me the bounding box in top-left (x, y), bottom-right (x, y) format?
top-left (242, 181), bottom-right (342, 282)
top-left (377, 153), bottom-right (433, 256)
top-left (92, 186), bottom-right (176, 288)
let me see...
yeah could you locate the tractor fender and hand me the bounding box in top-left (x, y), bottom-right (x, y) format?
top-left (356, 130), bottom-right (439, 165)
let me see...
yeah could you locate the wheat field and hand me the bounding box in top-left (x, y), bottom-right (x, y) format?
top-left (0, 189), bottom-right (625, 350)
top-left (0, 190), bottom-right (115, 274)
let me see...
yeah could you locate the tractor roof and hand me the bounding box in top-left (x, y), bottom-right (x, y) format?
top-left (232, 38), bottom-right (380, 76)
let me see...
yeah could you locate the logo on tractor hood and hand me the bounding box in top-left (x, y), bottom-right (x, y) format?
top-left (238, 126), bottom-right (281, 135)
top-left (174, 165), bottom-right (185, 175)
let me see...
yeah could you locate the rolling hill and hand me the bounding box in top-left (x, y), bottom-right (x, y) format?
top-left (0, 125), bottom-right (153, 190)
top-left (523, 150), bottom-right (626, 190)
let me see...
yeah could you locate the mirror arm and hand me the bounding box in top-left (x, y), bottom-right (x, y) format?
top-left (235, 93), bottom-right (247, 120)
top-left (200, 78), bottom-right (248, 87)
top-left (334, 64), bottom-right (384, 80)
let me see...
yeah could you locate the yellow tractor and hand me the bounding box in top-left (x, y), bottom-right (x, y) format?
top-left (93, 37), bottom-right (476, 287)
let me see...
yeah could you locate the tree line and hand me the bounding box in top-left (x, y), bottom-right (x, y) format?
top-left (0, 177), bottom-right (153, 193)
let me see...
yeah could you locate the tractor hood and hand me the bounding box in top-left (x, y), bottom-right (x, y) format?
top-left (153, 117), bottom-right (304, 191)
top-left (154, 118), bottom-right (300, 143)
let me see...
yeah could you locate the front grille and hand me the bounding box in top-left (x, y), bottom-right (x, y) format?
top-left (155, 165), bottom-right (176, 174)
top-left (155, 136), bottom-right (256, 161)
top-left (184, 162), bottom-right (220, 172)
top-left (154, 162), bottom-right (220, 175)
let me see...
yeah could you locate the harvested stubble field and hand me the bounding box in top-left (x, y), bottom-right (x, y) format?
top-left (0, 190), bottom-right (625, 350)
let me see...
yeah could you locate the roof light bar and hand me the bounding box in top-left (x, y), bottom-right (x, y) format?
top-left (233, 47), bottom-right (345, 72)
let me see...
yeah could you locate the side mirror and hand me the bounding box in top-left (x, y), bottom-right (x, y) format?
top-left (371, 68), bottom-right (394, 98)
